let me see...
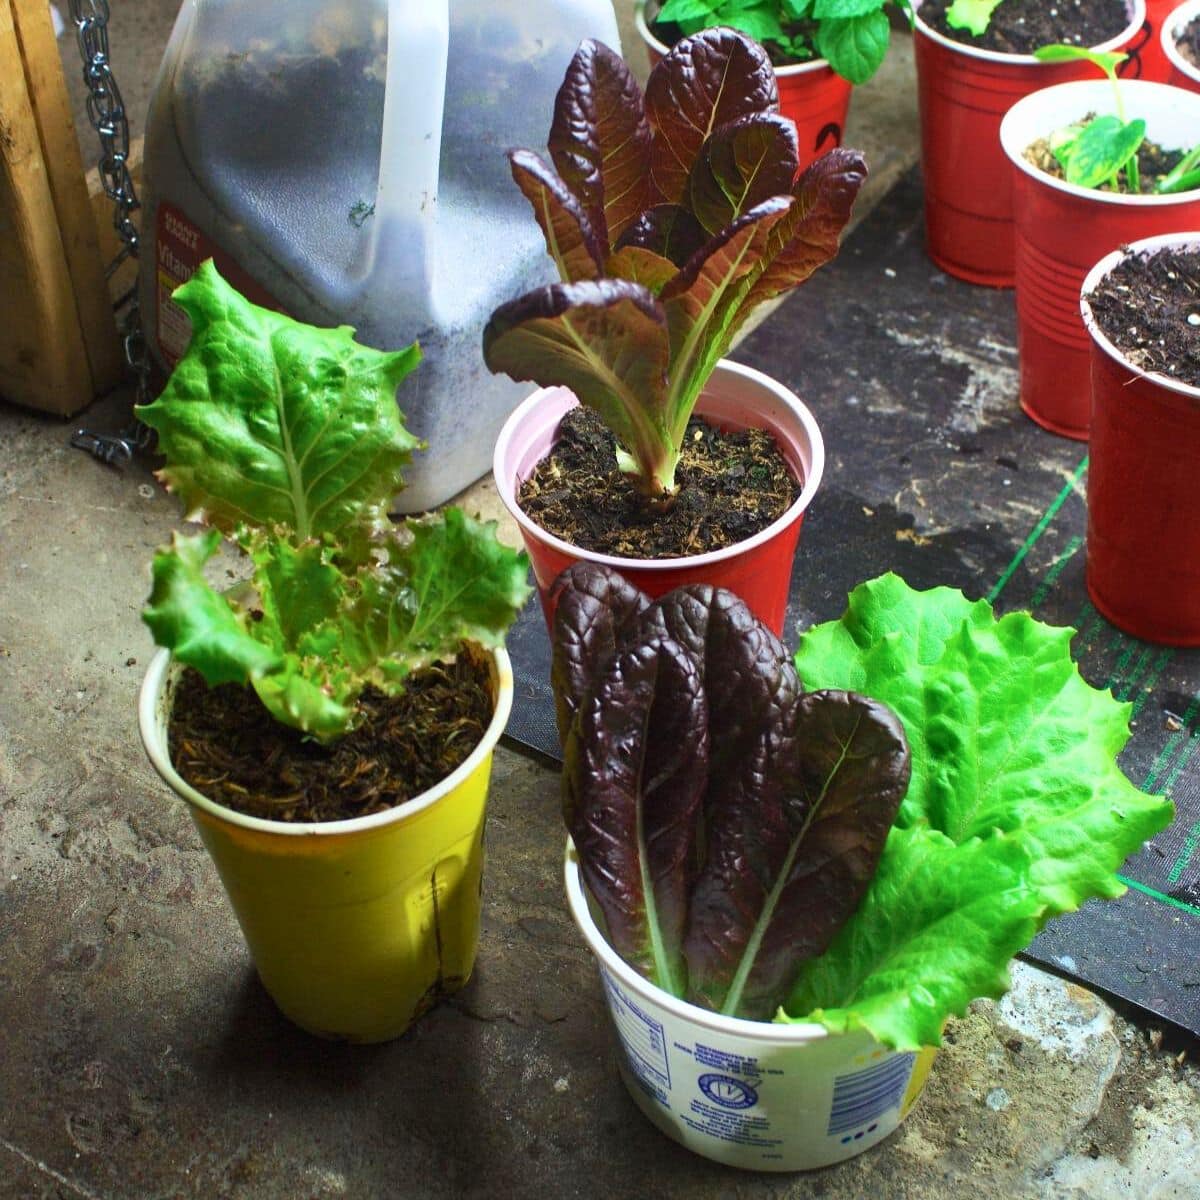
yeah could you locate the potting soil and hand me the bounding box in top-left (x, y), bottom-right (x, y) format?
top-left (504, 166), bottom-right (1200, 1037)
top-left (1180, 16), bottom-right (1200, 67)
top-left (919, 0), bottom-right (1131, 55)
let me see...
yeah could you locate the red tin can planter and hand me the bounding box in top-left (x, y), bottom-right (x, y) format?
top-left (1163, 0), bottom-right (1200, 90)
top-left (999, 79), bottom-right (1200, 439)
top-left (492, 359), bottom-right (825, 637)
top-left (913, 0), bottom-right (1145, 288)
top-left (634, 2), bottom-right (852, 173)
top-left (1081, 234), bottom-right (1200, 644)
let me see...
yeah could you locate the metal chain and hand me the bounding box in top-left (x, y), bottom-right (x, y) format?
top-left (67, 0), bottom-right (155, 468)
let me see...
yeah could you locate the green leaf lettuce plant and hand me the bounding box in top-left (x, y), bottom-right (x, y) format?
top-left (138, 261), bottom-right (531, 744)
top-left (651, 0), bottom-right (911, 85)
top-left (551, 565), bottom-right (1173, 1051)
top-left (482, 30), bottom-right (867, 503)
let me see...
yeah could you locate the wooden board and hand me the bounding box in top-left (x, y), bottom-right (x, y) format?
top-left (0, 0), bottom-right (119, 416)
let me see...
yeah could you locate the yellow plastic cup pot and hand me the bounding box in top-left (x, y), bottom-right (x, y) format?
top-left (139, 646), bottom-right (513, 1042)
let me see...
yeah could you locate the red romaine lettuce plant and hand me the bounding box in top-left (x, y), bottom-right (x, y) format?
top-left (482, 31), bottom-right (867, 502)
top-left (553, 566), bottom-right (1175, 1048)
top-left (138, 261), bottom-right (530, 743)
top-left (551, 563), bottom-right (910, 1019)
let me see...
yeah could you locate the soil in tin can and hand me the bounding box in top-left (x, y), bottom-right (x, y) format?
top-left (1088, 246), bottom-right (1200, 389)
top-left (919, 0), bottom-right (1130, 55)
top-left (168, 644), bottom-right (494, 823)
top-left (1179, 16), bottom-right (1200, 68)
top-left (516, 406), bottom-right (801, 560)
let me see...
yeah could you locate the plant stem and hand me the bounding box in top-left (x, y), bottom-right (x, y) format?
top-left (1156, 145), bottom-right (1200, 195)
top-left (1125, 152), bottom-right (1140, 195)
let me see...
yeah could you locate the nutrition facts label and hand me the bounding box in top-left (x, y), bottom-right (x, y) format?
top-left (600, 969), bottom-right (671, 1100)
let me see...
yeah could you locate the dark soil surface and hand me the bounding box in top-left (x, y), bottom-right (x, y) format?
top-left (1024, 131), bottom-right (1188, 194)
top-left (1179, 16), bottom-right (1200, 69)
top-left (169, 645), bottom-right (494, 822)
top-left (920, 0), bottom-right (1129, 54)
top-left (1089, 246), bottom-right (1200, 388)
top-left (517, 406), bottom-right (801, 559)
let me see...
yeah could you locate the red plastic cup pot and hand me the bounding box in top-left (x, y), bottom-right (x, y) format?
top-left (1163, 0), bottom-right (1200, 91)
top-left (999, 79), bottom-right (1200, 439)
top-left (633, 2), bottom-right (852, 173)
top-left (1141, 0), bottom-right (1188, 81)
top-left (492, 359), bottom-right (825, 637)
top-left (1080, 233), bottom-right (1200, 645)
top-left (913, 0), bottom-right (1146, 288)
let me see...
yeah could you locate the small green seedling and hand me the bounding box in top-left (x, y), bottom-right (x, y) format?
top-left (1034, 46), bottom-right (1144, 191)
top-left (944, 0), bottom-right (1003, 37)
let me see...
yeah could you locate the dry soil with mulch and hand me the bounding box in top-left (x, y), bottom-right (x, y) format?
top-left (516, 406), bottom-right (801, 560)
top-left (920, 0), bottom-right (1130, 54)
top-left (1088, 246), bottom-right (1200, 388)
top-left (168, 645), bottom-right (494, 822)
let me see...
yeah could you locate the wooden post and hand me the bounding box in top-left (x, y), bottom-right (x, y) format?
top-left (0, 0), bottom-right (122, 416)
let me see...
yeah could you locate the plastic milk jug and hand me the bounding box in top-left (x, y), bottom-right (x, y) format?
top-left (139, 0), bottom-right (621, 511)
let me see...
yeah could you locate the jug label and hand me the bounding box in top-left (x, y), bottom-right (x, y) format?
top-left (155, 202), bottom-right (281, 364)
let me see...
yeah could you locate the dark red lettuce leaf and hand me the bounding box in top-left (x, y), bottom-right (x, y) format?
top-left (564, 638), bottom-right (709, 996)
top-left (550, 562), bottom-right (652, 743)
top-left (548, 38), bottom-right (652, 254)
top-left (509, 149), bottom-right (605, 283)
top-left (685, 689), bottom-right (910, 1019)
top-left (740, 148), bottom-right (868, 320)
top-left (613, 204), bottom-right (707, 269)
top-left (482, 279), bottom-right (676, 494)
top-left (645, 29), bottom-right (779, 207)
top-left (689, 114), bottom-right (800, 236)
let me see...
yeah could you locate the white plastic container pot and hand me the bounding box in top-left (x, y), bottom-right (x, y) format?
top-left (564, 843), bottom-right (937, 1171)
top-left (633, 1), bottom-right (852, 173)
top-left (140, 645), bottom-right (513, 1043)
top-left (492, 359), bottom-right (825, 638)
top-left (1163, 0), bottom-right (1200, 90)
top-left (999, 79), bottom-right (1200, 438)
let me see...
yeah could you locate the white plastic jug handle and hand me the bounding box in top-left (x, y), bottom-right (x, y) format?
top-left (367, 0), bottom-right (449, 306)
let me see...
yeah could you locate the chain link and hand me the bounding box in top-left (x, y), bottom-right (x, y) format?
top-left (68, 0), bottom-right (155, 468)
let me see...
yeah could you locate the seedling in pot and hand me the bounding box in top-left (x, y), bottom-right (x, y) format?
top-left (482, 30), bottom-right (867, 506)
top-left (651, 0), bottom-right (913, 84)
top-left (943, 0), bottom-right (1002, 36)
top-left (1033, 44), bottom-right (1200, 193)
top-left (552, 565), bottom-right (1173, 1049)
top-left (139, 261), bottom-right (530, 745)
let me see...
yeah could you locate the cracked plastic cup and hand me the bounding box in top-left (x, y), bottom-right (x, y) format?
top-left (999, 79), bottom-right (1200, 439)
top-left (140, 646), bottom-right (513, 1042)
top-left (913, 0), bottom-right (1145, 287)
top-left (564, 842), bottom-right (937, 1171)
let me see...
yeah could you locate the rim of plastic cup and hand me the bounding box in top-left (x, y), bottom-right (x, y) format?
top-left (564, 838), bottom-right (829, 1042)
top-left (1163, 0), bottom-right (1200, 83)
top-left (999, 79), bottom-right (1200, 206)
top-left (1080, 232), bottom-right (1200, 402)
top-left (633, 0), bottom-right (835, 76)
top-left (138, 644), bottom-right (514, 837)
top-left (492, 359), bottom-right (825, 576)
top-left (912, 0), bottom-right (1146, 65)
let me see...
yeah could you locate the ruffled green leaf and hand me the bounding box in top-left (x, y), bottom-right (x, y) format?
top-left (782, 823), bottom-right (1044, 1051)
top-left (786, 574), bottom-right (1175, 1047)
top-left (136, 260), bottom-right (421, 544)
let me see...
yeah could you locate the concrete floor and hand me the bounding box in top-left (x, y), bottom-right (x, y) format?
top-left (1, 4), bottom-right (1197, 1198)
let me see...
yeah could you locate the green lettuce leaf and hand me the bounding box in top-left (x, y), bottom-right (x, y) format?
top-left (136, 259), bottom-right (421, 546)
top-left (142, 263), bottom-right (530, 742)
top-left (785, 574), bottom-right (1174, 1047)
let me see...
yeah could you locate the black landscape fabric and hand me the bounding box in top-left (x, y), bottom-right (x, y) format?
top-left (502, 166), bottom-right (1200, 1037)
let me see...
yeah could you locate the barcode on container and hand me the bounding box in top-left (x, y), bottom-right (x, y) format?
top-left (827, 1054), bottom-right (916, 1136)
